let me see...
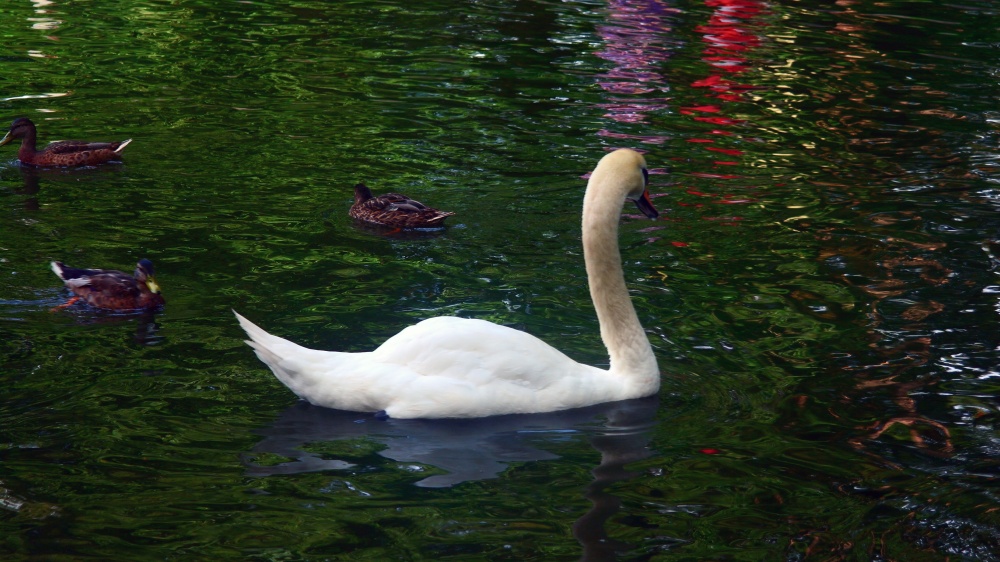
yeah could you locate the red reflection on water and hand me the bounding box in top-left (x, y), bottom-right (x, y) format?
top-left (676, 0), bottom-right (768, 214)
top-left (692, 115), bottom-right (745, 126)
top-left (680, 104), bottom-right (723, 114)
top-left (591, 0), bottom-right (767, 246)
top-left (705, 146), bottom-right (744, 156)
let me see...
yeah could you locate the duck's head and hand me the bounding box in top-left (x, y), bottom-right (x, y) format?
top-left (353, 183), bottom-right (374, 205)
top-left (0, 118), bottom-right (35, 146)
top-left (134, 259), bottom-right (162, 294)
top-left (591, 149), bottom-right (659, 219)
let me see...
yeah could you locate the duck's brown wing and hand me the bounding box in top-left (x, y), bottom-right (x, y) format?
top-left (386, 200), bottom-right (431, 212)
top-left (352, 193), bottom-right (416, 215)
top-left (350, 192), bottom-right (454, 228)
top-left (68, 272), bottom-right (143, 299)
top-left (366, 193), bottom-right (427, 211)
top-left (73, 273), bottom-right (166, 309)
top-left (371, 207), bottom-right (455, 228)
top-left (36, 140), bottom-right (128, 167)
top-left (54, 263), bottom-right (122, 282)
top-left (46, 140), bottom-right (123, 154)
top-left (410, 209), bottom-right (456, 226)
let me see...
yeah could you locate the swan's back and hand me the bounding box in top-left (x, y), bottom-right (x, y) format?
top-left (373, 316), bottom-right (598, 383)
top-left (361, 317), bottom-right (625, 418)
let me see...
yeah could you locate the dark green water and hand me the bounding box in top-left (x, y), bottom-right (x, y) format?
top-left (2, 0), bottom-right (998, 559)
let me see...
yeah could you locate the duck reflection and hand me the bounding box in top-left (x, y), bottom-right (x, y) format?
top-left (54, 308), bottom-right (165, 347)
top-left (246, 396), bottom-right (658, 558)
top-left (344, 218), bottom-right (459, 240)
top-left (8, 162), bottom-right (128, 212)
top-left (15, 165), bottom-right (41, 211)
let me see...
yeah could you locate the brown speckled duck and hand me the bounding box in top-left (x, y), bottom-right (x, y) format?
top-left (0, 117), bottom-right (132, 167)
top-left (349, 183), bottom-right (455, 229)
top-left (51, 259), bottom-right (165, 311)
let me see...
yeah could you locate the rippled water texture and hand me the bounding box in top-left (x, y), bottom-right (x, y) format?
top-left (1, 0), bottom-right (999, 559)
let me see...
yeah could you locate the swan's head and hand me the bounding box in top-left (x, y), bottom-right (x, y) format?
top-left (591, 149), bottom-right (659, 219)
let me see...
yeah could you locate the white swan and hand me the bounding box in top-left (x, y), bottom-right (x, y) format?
top-left (235, 148), bottom-right (661, 419)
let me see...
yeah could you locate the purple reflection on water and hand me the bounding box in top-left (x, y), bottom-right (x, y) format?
top-left (593, 0), bottom-right (679, 129)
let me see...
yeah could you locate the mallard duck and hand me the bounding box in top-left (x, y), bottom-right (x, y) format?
top-left (235, 149), bottom-right (660, 419)
top-left (51, 259), bottom-right (165, 311)
top-left (349, 183), bottom-right (455, 229)
top-left (0, 117), bottom-right (132, 167)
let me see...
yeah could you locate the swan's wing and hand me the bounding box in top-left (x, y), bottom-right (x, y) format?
top-left (369, 317), bottom-right (617, 417)
top-left (372, 317), bottom-right (593, 385)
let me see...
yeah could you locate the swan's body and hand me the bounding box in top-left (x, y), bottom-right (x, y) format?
top-left (236, 149), bottom-right (660, 418)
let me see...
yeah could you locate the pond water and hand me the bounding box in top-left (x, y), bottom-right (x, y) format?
top-left (1, 0), bottom-right (999, 559)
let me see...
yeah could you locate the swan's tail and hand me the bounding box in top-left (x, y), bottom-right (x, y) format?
top-left (233, 310), bottom-right (319, 390)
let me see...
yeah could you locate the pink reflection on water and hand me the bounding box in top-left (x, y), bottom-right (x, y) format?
top-left (594, 0), bottom-right (679, 127)
top-left (589, 0), bottom-right (769, 243)
top-left (597, 129), bottom-right (670, 144)
top-left (591, 0), bottom-right (680, 235)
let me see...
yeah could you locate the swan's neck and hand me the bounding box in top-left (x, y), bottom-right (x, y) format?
top-left (582, 188), bottom-right (658, 386)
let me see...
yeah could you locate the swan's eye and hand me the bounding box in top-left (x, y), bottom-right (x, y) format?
top-left (641, 168), bottom-right (649, 186)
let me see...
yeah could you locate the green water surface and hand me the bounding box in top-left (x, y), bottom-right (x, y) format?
top-left (2, 0), bottom-right (999, 559)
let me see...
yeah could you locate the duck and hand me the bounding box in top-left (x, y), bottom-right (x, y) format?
top-left (236, 149), bottom-right (660, 419)
top-left (0, 117), bottom-right (132, 167)
top-left (349, 183), bottom-right (455, 229)
top-left (51, 259), bottom-right (165, 311)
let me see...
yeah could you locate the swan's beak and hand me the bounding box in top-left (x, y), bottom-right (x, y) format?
top-left (632, 189), bottom-right (659, 219)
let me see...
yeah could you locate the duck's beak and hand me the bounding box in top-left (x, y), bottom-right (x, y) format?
top-left (145, 277), bottom-right (162, 294)
top-left (632, 189), bottom-right (659, 219)
top-left (0, 131), bottom-right (12, 147)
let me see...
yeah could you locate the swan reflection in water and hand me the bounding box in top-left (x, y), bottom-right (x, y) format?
top-left (245, 396), bottom-right (659, 558)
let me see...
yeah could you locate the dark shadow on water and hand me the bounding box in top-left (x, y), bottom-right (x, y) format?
top-left (3, 162), bottom-right (129, 211)
top-left (0, 162), bottom-right (40, 210)
top-left (1, 292), bottom-right (164, 347)
top-left (15, 165), bottom-right (40, 211)
top-left (53, 306), bottom-right (165, 347)
top-left (246, 396), bottom-right (658, 487)
top-left (247, 396), bottom-right (660, 559)
top-left (575, 403), bottom-right (661, 561)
